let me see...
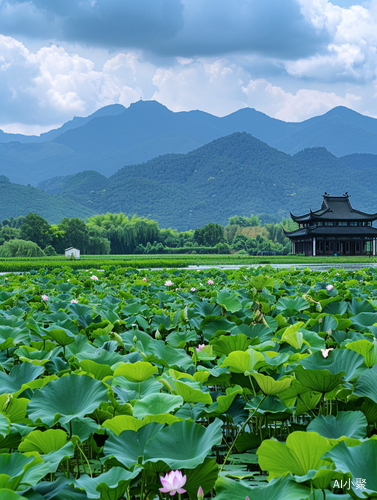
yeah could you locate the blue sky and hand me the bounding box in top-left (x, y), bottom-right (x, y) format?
top-left (0, 0), bottom-right (376, 134)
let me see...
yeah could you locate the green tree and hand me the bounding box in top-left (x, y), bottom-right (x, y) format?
top-left (194, 223), bottom-right (224, 247)
top-left (0, 239), bottom-right (45, 257)
top-left (20, 213), bottom-right (52, 248)
top-left (58, 218), bottom-right (89, 254)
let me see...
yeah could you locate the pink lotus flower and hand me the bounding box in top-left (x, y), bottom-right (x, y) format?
top-left (142, 277), bottom-right (147, 281)
top-left (160, 470), bottom-right (186, 496)
top-left (318, 317), bottom-right (322, 323)
top-left (321, 348), bottom-right (334, 358)
top-left (41, 294), bottom-right (48, 301)
top-left (191, 287), bottom-right (196, 292)
top-left (91, 275), bottom-right (99, 281)
top-left (197, 486), bottom-right (204, 500)
top-left (71, 299), bottom-right (78, 304)
top-left (196, 344), bottom-right (205, 352)
top-left (207, 279), bottom-right (214, 285)
top-left (326, 284), bottom-right (334, 291)
top-left (165, 280), bottom-right (173, 287)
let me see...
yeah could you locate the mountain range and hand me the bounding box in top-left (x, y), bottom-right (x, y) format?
top-left (2, 101), bottom-right (377, 186)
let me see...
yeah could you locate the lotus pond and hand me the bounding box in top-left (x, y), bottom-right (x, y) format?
top-left (1, 265), bottom-right (377, 500)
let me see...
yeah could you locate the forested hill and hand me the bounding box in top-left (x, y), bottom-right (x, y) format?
top-left (0, 175), bottom-right (95, 224)
top-left (3, 101), bottom-right (377, 186)
top-left (37, 132), bottom-right (377, 231)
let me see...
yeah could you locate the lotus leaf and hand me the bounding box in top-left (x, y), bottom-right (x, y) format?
top-left (113, 361), bottom-right (157, 382)
top-left (323, 440), bottom-right (377, 498)
top-left (346, 339), bottom-right (377, 368)
top-left (133, 393), bottom-right (183, 418)
top-left (103, 423), bottom-right (164, 468)
top-left (354, 364), bottom-right (377, 404)
top-left (214, 475), bottom-right (311, 500)
top-left (250, 373), bottom-right (293, 396)
top-left (221, 348), bottom-right (265, 374)
top-left (297, 348), bottom-right (364, 381)
top-left (307, 411), bottom-right (367, 440)
top-left (73, 467), bottom-right (141, 499)
top-left (0, 363), bottom-right (44, 396)
top-left (143, 419), bottom-right (223, 469)
top-left (216, 289), bottom-right (242, 313)
top-left (293, 365), bottom-right (344, 394)
top-left (174, 380), bottom-right (213, 404)
top-left (257, 431), bottom-right (333, 480)
top-left (103, 415), bottom-right (145, 435)
top-left (28, 374), bottom-right (108, 427)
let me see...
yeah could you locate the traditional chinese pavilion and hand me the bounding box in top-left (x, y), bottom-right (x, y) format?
top-left (284, 193), bottom-right (377, 256)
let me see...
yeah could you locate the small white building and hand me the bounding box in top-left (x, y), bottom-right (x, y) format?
top-left (65, 247), bottom-right (80, 259)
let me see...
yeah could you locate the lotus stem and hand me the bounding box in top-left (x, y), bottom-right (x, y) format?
top-left (77, 443), bottom-right (92, 477)
top-left (220, 395), bottom-right (266, 472)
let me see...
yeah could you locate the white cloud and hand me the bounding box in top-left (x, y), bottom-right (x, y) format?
top-left (242, 78), bottom-right (361, 121)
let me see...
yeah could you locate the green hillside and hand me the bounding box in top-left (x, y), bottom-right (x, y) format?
top-left (0, 175), bottom-right (96, 223)
top-left (37, 133), bottom-right (377, 231)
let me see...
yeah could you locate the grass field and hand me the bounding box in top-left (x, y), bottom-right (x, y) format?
top-left (1, 253), bottom-right (377, 272)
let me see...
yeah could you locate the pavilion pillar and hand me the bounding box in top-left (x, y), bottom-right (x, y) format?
top-left (292, 241), bottom-right (295, 255)
top-left (373, 239), bottom-right (376, 256)
top-left (313, 237), bottom-right (316, 256)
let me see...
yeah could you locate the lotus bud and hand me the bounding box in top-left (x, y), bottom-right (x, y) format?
top-left (155, 331), bottom-right (162, 340)
top-left (318, 317), bottom-right (323, 323)
top-left (328, 328), bottom-right (332, 335)
top-left (197, 486), bottom-right (204, 500)
top-left (133, 335), bottom-right (138, 344)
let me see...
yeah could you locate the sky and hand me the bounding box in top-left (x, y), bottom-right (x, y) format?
top-left (1, 0), bottom-right (377, 134)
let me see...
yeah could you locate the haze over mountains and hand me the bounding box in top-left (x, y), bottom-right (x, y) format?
top-left (2, 101), bottom-right (377, 186)
top-left (1, 101), bottom-right (377, 229)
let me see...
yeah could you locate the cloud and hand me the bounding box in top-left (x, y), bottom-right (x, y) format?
top-left (0, 0), bottom-right (328, 59)
top-left (242, 78), bottom-right (361, 121)
top-left (0, 35), bottom-right (153, 127)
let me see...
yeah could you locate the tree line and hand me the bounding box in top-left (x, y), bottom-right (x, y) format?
top-left (0, 212), bottom-right (296, 257)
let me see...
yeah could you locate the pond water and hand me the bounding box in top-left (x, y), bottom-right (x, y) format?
top-left (186, 263), bottom-right (377, 272)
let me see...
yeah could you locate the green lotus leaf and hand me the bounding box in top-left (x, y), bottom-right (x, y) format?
top-left (275, 296), bottom-right (310, 316)
top-left (293, 365), bottom-right (344, 394)
top-left (43, 326), bottom-right (76, 347)
top-left (103, 423), bottom-right (164, 468)
top-left (323, 439), bottom-right (377, 498)
top-left (297, 349), bottom-right (364, 381)
top-left (103, 416), bottom-right (145, 435)
top-left (0, 326), bottom-right (30, 350)
top-left (18, 429), bottom-right (67, 454)
top-left (250, 373), bottom-right (293, 396)
top-left (214, 475), bottom-right (311, 500)
top-left (16, 347), bottom-right (52, 366)
top-left (216, 289), bottom-right (242, 313)
top-left (79, 359), bottom-right (113, 380)
top-left (0, 364), bottom-right (44, 396)
top-left (174, 380), bottom-right (213, 404)
top-left (307, 411), bottom-right (368, 440)
top-left (143, 419), bottom-right (223, 469)
top-left (0, 453), bottom-right (35, 490)
top-left (245, 395), bottom-right (292, 416)
top-left (0, 396), bottom-right (29, 424)
top-left (257, 431), bottom-right (333, 480)
top-left (112, 377), bottom-right (163, 401)
top-left (281, 322), bottom-right (305, 350)
top-left (0, 414), bottom-right (10, 440)
top-left (206, 385), bottom-right (243, 416)
top-left (351, 312), bottom-right (377, 332)
top-left (28, 374), bottom-right (108, 427)
top-left (147, 341), bottom-right (194, 370)
top-left (354, 364), bottom-right (377, 404)
top-left (361, 399), bottom-right (377, 424)
top-left (323, 301), bottom-right (348, 315)
top-left (142, 413), bottom-right (180, 425)
top-left (211, 334), bottom-right (252, 357)
top-left (112, 361), bottom-right (158, 382)
top-left (348, 297), bottom-right (375, 315)
top-left (183, 458), bottom-right (218, 500)
top-left (133, 393), bottom-right (183, 419)
top-left (68, 303), bottom-right (94, 319)
top-left (201, 316), bottom-right (237, 341)
top-left (221, 348), bottom-right (265, 374)
top-left (61, 417), bottom-right (100, 443)
top-left (346, 339), bottom-right (377, 368)
top-left (73, 467), bottom-right (141, 499)
top-left (249, 275), bottom-right (276, 291)
top-left (0, 490), bottom-right (28, 500)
